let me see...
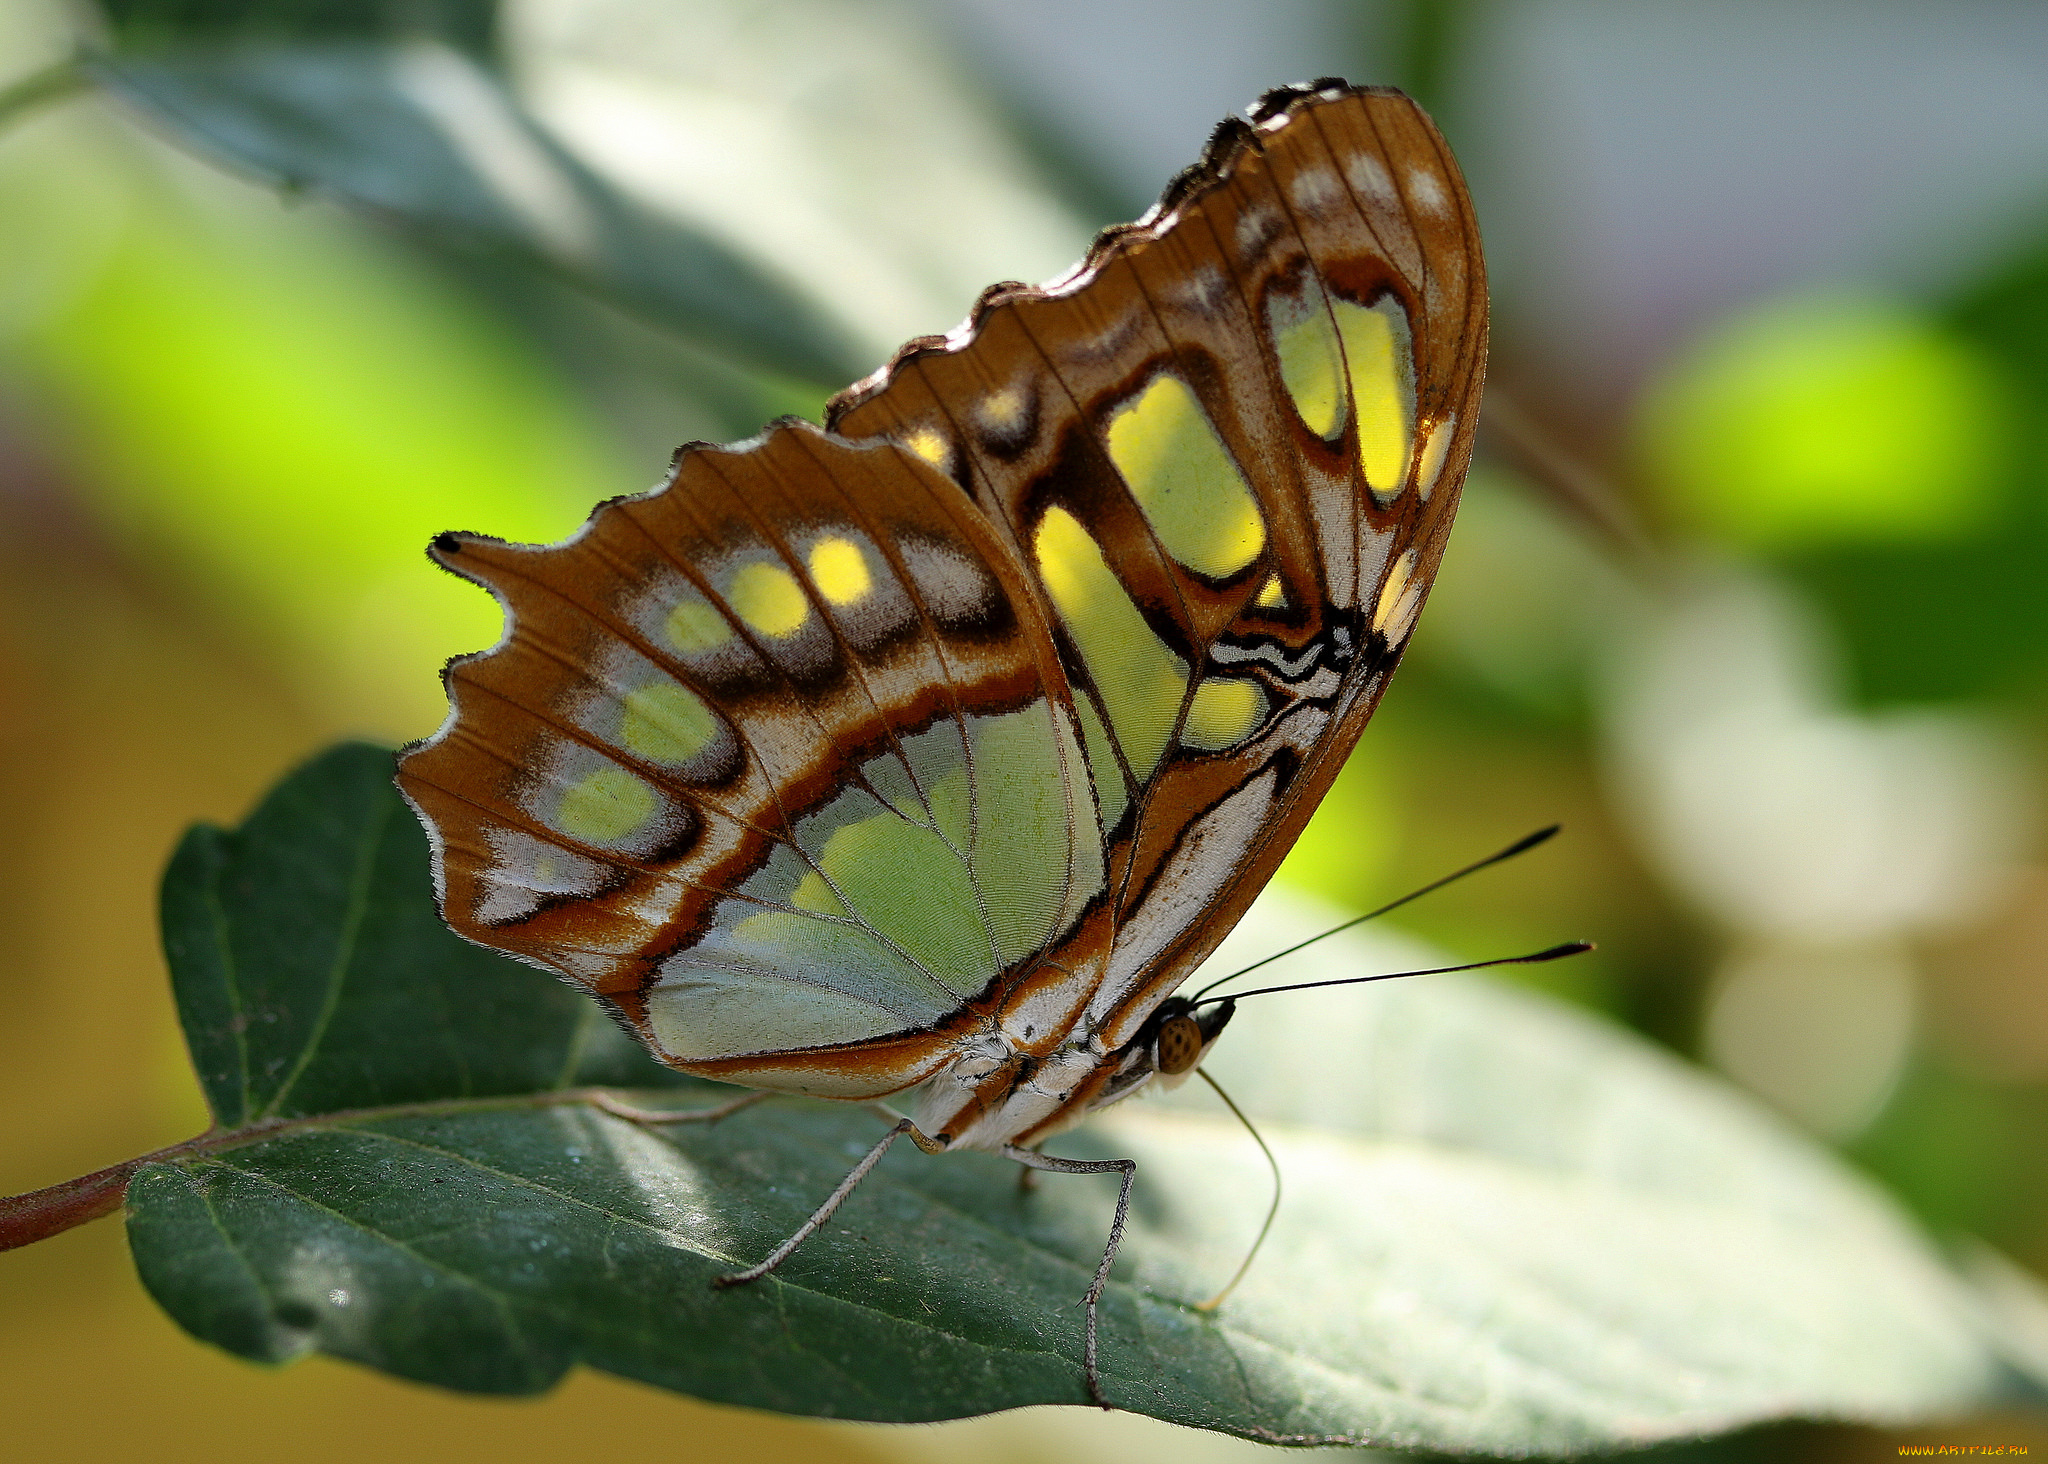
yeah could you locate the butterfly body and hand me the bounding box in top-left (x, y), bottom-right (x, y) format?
top-left (398, 80), bottom-right (1484, 1332)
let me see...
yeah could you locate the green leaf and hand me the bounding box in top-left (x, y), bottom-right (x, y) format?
top-left (83, 1), bottom-right (865, 385)
top-left (129, 745), bottom-right (2018, 1450)
top-left (101, 0), bottom-right (498, 51)
top-left (158, 743), bottom-right (690, 1128)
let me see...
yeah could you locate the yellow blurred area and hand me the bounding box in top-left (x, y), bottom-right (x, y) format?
top-left (7, 105), bottom-right (628, 742)
top-left (1636, 292), bottom-right (2011, 551)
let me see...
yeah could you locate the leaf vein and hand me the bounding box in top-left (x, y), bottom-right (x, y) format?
top-left (260, 792), bottom-right (393, 1118)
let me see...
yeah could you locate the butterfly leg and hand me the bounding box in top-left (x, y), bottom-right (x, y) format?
top-left (1001, 1145), bottom-right (1136, 1410)
top-left (715, 1118), bottom-right (942, 1289)
top-left (587, 1088), bottom-right (769, 1126)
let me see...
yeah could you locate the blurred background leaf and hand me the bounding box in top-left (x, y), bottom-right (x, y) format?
top-left (88, 0), bottom-right (868, 384)
top-left (4, 0), bottom-right (2048, 1459)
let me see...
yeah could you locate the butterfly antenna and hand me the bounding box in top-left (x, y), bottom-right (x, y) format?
top-left (1193, 941), bottom-right (1591, 1009)
top-left (1191, 1066), bottom-right (1280, 1313)
top-left (1190, 825), bottom-right (1561, 1003)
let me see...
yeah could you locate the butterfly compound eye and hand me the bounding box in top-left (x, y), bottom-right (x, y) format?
top-left (1155, 1014), bottom-right (1205, 1076)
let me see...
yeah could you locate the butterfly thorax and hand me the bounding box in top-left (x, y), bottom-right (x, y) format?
top-left (904, 962), bottom-right (1237, 1152)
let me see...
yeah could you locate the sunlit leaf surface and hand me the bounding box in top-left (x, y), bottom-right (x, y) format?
top-left (125, 746), bottom-right (2018, 1450)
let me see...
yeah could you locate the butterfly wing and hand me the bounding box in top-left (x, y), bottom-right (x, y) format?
top-left (826, 81), bottom-right (1487, 1055)
top-left (398, 81), bottom-right (1483, 1111)
top-left (398, 423), bottom-right (1109, 1097)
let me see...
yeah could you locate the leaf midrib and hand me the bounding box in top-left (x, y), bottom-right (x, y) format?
top-left (259, 791), bottom-right (390, 1119)
top-left (172, 1100), bottom-right (1429, 1423)
top-left (179, 1126), bottom-right (1086, 1400)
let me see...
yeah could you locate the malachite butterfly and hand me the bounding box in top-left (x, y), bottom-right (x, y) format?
top-left (397, 78), bottom-right (1485, 1405)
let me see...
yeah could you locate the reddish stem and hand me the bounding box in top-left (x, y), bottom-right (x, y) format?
top-left (0, 1135), bottom-right (219, 1251)
top-left (0, 1086), bottom-right (748, 1251)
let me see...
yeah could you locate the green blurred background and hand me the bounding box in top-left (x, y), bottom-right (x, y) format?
top-left (2, 0), bottom-right (2046, 1458)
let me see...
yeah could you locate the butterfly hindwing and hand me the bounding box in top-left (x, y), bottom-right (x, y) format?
top-left (399, 423), bottom-right (1108, 1096)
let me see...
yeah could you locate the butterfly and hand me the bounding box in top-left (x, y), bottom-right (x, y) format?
top-left (396, 78), bottom-right (1485, 1406)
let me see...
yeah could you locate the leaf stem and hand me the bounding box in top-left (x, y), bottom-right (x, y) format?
top-left (0, 59), bottom-right (89, 136)
top-left (0, 1086), bottom-right (742, 1251)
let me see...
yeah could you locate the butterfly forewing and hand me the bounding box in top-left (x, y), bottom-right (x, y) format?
top-left (826, 82), bottom-right (1486, 1059)
top-left (398, 80), bottom-right (1484, 1138)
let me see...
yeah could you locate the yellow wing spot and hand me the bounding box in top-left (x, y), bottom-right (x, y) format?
top-left (1373, 548), bottom-right (1424, 643)
top-left (1413, 415), bottom-right (1457, 501)
top-left (729, 561), bottom-right (809, 638)
top-left (808, 536), bottom-right (872, 606)
top-left (1033, 505), bottom-right (1187, 782)
top-left (809, 792), bottom-right (993, 993)
top-left (1270, 298), bottom-right (1345, 439)
top-left (790, 870), bottom-right (850, 917)
top-left (1255, 574), bottom-right (1287, 609)
top-left (621, 681), bottom-right (718, 765)
top-left (556, 765), bottom-right (656, 844)
top-left (1105, 373), bottom-right (1266, 578)
top-left (903, 427), bottom-right (950, 469)
top-left (1334, 297), bottom-right (1416, 498)
top-left (980, 388), bottom-right (1026, 431)
top-left (1183, 676), bottom-right (1267, 751)
top-left (666, 595), bottom-right (732, 655)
